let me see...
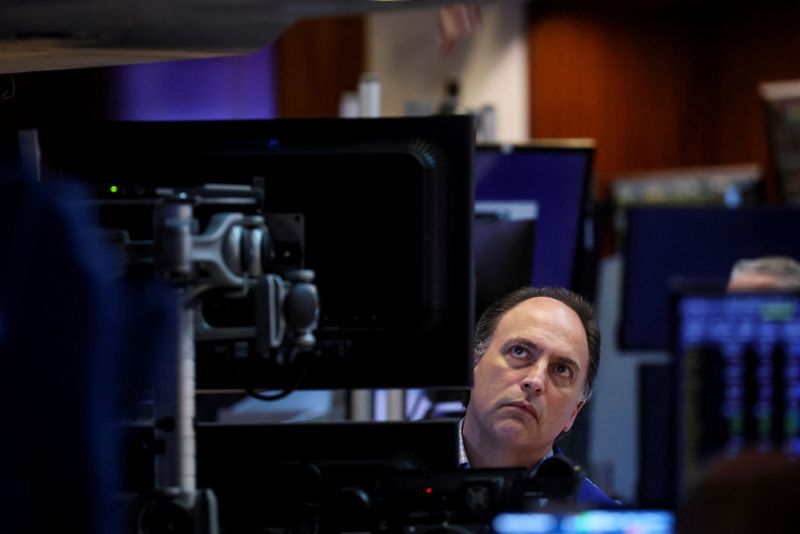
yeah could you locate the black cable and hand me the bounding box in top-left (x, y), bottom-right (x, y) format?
top-left (235, 346), bottom-right (311, 402)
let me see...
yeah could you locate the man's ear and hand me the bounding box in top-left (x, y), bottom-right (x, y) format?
top-left (560, 399), bottom-right (585, 434)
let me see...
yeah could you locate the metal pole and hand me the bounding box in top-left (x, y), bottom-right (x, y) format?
top-left (176, 291), bottom-right (197, 493)
top-left (154, 202), bottom-right (197, 496)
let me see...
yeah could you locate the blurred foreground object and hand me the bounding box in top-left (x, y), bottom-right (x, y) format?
top-left (0, 178), bottom-right (175, 533)
top-left (677, 450), bottom-right (800, 534)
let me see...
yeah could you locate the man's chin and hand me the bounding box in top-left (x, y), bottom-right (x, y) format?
top-left (490, 421), bottom-right (549, 467)
top-left (493, 417), bottom-right (537, 443)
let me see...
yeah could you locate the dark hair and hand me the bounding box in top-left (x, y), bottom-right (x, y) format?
top-left (471, 286), bottom-right (601, 401)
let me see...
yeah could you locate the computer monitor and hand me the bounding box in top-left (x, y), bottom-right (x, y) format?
top-left (760, 80), bottom-right (800, 203)
top-left (37, 116), bottom-right (475, 390)
top-left (123, 419), bottom-right (460, 489)
top-left (672, 291), bottom-right (800, 490)
top-left (638, 362), bottom-right (677, 507)
top-left (474, 142), bottom-right (594, 292)
top-left (620, 206), bottom-right (800, 351)
top-left (473, 210), bottom-right (536, 318)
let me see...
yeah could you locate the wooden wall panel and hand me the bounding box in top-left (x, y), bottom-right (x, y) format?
top-left (527, 3), bottom-right (800, 200)
top-left (275, 16), bottom-right (365, 118)
top-left (713, 5), bottom-right (800, 167)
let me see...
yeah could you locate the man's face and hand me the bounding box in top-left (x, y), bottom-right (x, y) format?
top-left (464, 296), bottom-right (590, 466)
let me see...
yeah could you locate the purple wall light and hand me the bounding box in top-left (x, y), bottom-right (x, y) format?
top-left (109, 46), bottom-right (278, 121)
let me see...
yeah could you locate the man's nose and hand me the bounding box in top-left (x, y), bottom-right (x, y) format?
top-left (520, 360), bottom-right (546, 396)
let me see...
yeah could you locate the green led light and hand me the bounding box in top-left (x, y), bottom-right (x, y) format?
top-left (109, 185), bottom-right (119, 193)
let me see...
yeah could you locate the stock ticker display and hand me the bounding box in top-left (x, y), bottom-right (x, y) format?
top-left (676, 293), bottom-right (800, 483)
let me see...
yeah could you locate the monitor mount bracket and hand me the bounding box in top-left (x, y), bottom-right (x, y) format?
top-left (106, 184), bottom-right (319, 534)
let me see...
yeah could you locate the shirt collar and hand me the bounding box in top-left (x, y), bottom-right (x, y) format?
top-left (457, 417), bottom-right (553, 473)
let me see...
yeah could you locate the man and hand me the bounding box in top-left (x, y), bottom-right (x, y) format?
top-left (726, 256), bottom-right (800, 292)
top-left (461, 286), bottom-right (616, 506)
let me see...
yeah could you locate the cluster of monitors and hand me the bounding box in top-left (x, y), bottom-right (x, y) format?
top-left (35, 117), bottom-right (593, 392)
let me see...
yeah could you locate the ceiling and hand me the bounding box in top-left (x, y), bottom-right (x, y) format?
top-left (0, 0), bottom-right (503, 73)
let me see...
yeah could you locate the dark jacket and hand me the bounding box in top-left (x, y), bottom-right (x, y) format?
top-left (576, 476), bottom-right (619, 507)
top-left (552, 446), bottom-right (619, 507)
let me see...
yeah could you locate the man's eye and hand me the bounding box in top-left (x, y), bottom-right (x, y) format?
top-left (509, 345), bottom-right (529, 358)
top-left (554, 363), bottom-right (572, 377)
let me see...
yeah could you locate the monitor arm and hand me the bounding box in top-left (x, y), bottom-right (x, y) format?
top-left (109, 185), bottom-right (319, 534)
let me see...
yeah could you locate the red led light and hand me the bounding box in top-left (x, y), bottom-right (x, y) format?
top-left (425, 487), bottom-right (433, 494)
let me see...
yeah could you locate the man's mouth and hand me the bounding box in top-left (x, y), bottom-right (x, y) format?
top-left (505, 401), bottom-right (538, 421)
